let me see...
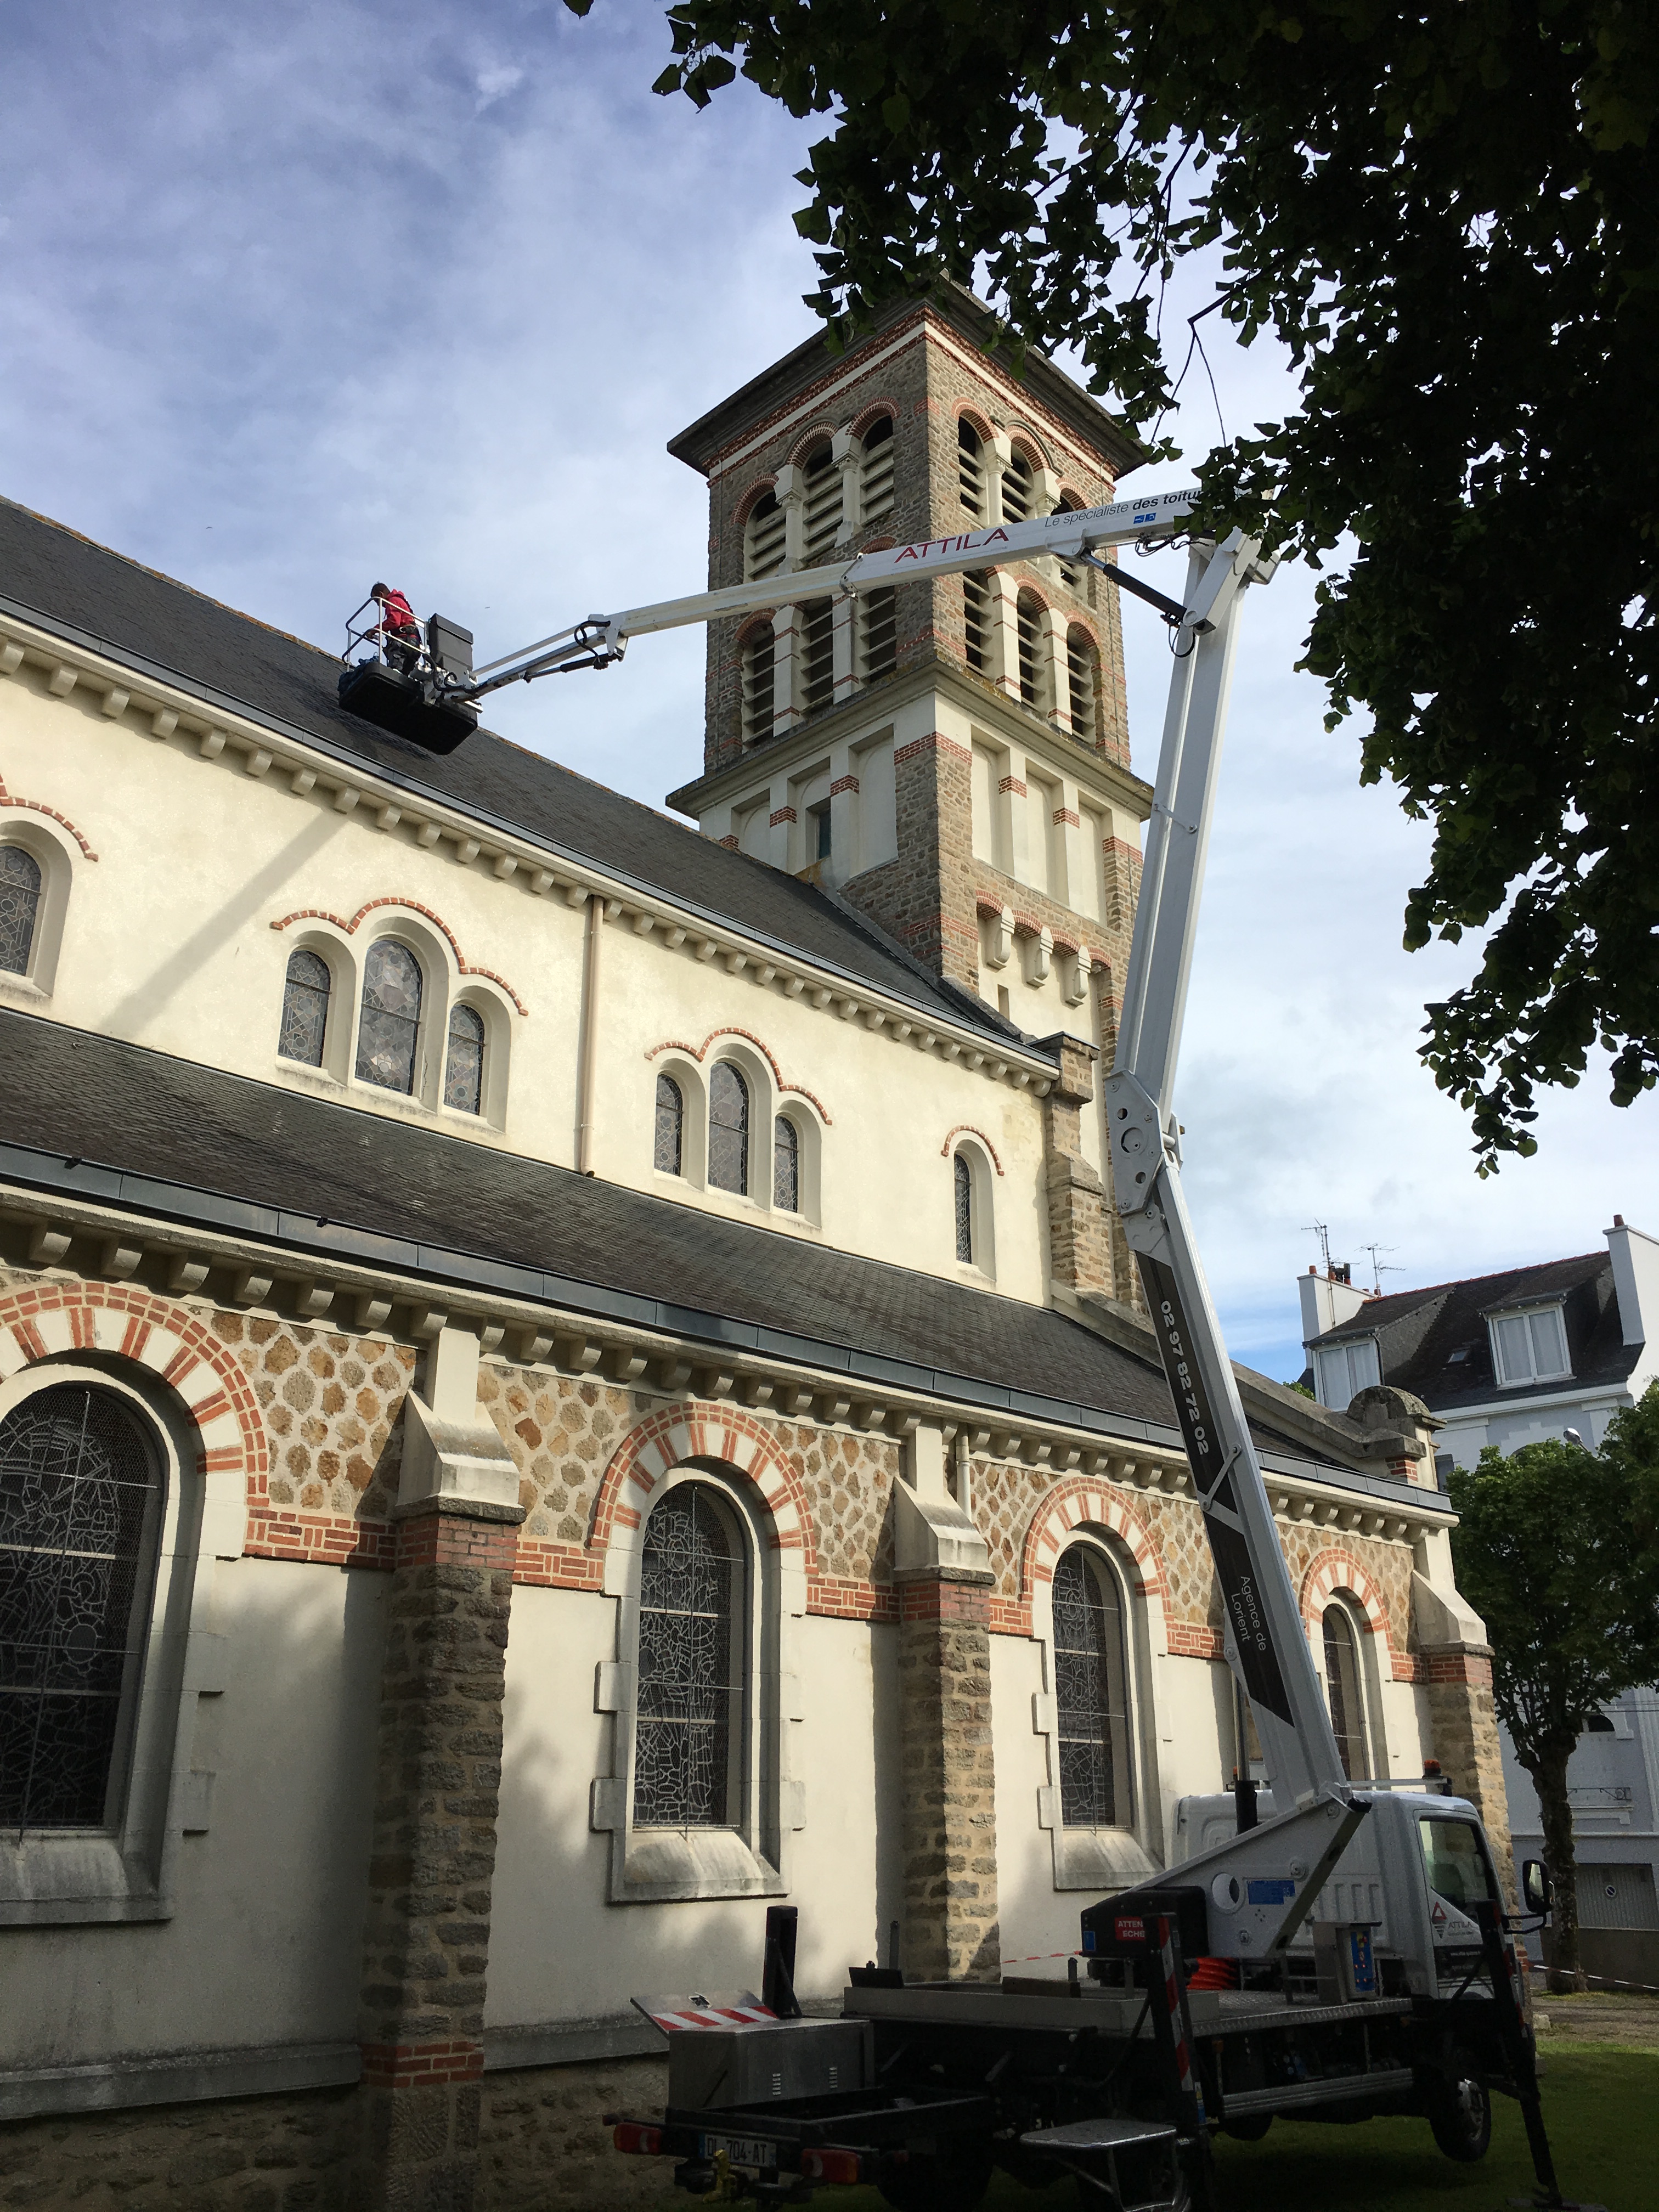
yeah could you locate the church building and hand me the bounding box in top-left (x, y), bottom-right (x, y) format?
top-left (0, 293), bottom-right (1506, 2209)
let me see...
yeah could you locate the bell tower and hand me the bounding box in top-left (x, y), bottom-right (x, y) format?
top-left (665, 289), bottom-right (1156, 1302)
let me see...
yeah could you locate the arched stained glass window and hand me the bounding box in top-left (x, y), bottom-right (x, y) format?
top-left (654, 1074), bottom-right (684, 1175)
top-left (0, 844), bottom-right (42, 977)
top-left (1053, 1547), bottom-right (1134, 1828)
top-left (954, 1152), bottom-right (974, 1263)
top-left (773, 1116), bottom-right (799, 1211)
top-left (356, 940), bottom-right (422, 1094)
top-left (278, 947), bottom-right (331, 1066)
top-left (0, 1384), bottom-right (163, 1830)
top-left (1324, 1603), bottom-right (1367, 1781)
top-left (444, 1003), bottom-right (486, 1115)
top-left (708, 1063), bottom-right (749, 1195)
top-left (634, 1483), bottom-right (737, 1828)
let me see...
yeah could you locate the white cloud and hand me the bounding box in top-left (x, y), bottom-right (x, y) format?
top-left (2, 3), bottom-right (1651, 1389)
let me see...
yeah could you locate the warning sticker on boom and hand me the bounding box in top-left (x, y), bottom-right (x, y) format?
top-left (1137, 1255), bottom-right (1294, 1725)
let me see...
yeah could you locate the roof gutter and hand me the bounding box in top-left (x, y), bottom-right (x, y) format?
top-left (0, 595), bottom-right (1053, 1081)
top-left (0, 1137), bottom-right (1444, 1520)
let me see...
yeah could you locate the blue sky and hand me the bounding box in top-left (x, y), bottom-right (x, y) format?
top-left (4, 0), bottom-right (1655, 1385)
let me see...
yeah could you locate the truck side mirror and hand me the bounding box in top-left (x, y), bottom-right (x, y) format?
top-left (1521, 1858), bottom-right (1553, 1917)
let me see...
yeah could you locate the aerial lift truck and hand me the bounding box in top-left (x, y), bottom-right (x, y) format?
top-left (341, 492), bottom-right (1572, 2211)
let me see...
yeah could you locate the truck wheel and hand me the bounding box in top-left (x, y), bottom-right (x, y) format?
top-left (1221, 2114), bottom-right (1272, 2142)
top-left (1428, 2069), bottom-right (1491, 2163)
top-left (877, 2139), bottom-right (995, 2212)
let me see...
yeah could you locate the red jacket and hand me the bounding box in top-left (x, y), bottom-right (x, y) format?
top-left (375, 588), bottom-right (419, 639)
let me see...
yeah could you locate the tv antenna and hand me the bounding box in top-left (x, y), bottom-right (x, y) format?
top-left (1302, 1220), bottom-right (1332, 1272)
top-left (1361, 1242), bottom-right (1402, 1295)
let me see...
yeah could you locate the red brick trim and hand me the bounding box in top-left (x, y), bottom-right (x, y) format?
top-left (1299, 1547), bottom-right (1393, 1656)
top-left (270, 898), bottom-right (528, 1015)
top-left (894, 731), bottom-right (973, 768)
top-left (1391, 1647), bottom-right (1491, 1688)
top-left (975, 894), bottom-right (1011, 921)
top-left (941, 1126), bottom-right (1005, 1176)
top-left (1007, 428), bottom-right (1052, 471)
top-left (645, 1028), bottom-right (833, 1124)
top-left (733, 476), bottom-right (780, 527)
top-left (588, 1401), bottom-right (819, 1576)
top-left (1054, 808), bottom-right (1080, 828)
top-left (770, 806), bottom-right (797, 827)
top-left (955, 401), bottom-right (996, 443)
top-left (0, 1282), bottom-right (264, 1541)
top-left (900, 1575), bottom-right (991, 1625)
top-left (245, 1509), bottom-right (393, 1571)
top-left (0, 775), bottom-right (98, 860)
top-left (359, 2039), bottom-right (484, 2089)
top-left (1018, 1476), bottom-right (1171, 1640)
top-left (735, 611), bottom-right (778, 646)
top-left (829, 775), bottom-right (860, 797)
top-left (717, 834), bottom-right (740, 850)
top-left (848, 399), bottom-right (899, 439)
top-left (785, 419), bottom-right (840, 467)
top-left (1168, 1623), bottom-right (1226, 1660)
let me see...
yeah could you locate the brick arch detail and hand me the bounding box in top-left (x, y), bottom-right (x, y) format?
top-left (954, 402), bottom-right (996, 443)
top-left (271, 899), bottom-right (527, 1015)
top-left (590, 1402), bottom-right (817, 1573)
top-left (1007, 428), bottom-right (1052, 471)
top-left (0, 1281), bottom-right (266, 1522)
top-left (785, 420), bottom-right (840, 467)
top-left (645, 1028), bottom-right (833, 1124)
top-left (734, 611), bottom-right (778, 648)
top-left (1020, 1475), bottom-right (1170, 1612)
top-left (1300, 1547), bottom-right (1392, 1650)
top-left (1064, 613), bottom-right (1103, 651)
top-left (0, 773), bottom-right (98, 860)
top-left (941, 1125), bottom-right (1005, 1177)
top-left (735, 476), bottom-right (780, 528)
top-left (1014, 578), bottom-right (1055, 616)
top-left (849, 399), bottom-right (899, 439)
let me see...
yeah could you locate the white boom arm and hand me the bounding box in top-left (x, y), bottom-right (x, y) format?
top-left (460, 489), bottom-right (1352, 1814)
top-left (459, 489), bottom-right (1203, 697)
top-left (1104, 533), bottom-right (1351, 1812)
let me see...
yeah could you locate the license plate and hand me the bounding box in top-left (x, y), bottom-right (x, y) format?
top-left (699, 2133), bottom-right (778, 2171)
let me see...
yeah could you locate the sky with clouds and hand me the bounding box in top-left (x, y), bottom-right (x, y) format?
top-left (3, 0), bottom-right (1653, 1386)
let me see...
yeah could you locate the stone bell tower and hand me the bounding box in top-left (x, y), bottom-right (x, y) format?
top-left (665, 287), bottom-right (1156, 1304)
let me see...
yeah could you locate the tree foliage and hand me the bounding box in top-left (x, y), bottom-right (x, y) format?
top-left (578, 0), bottom-right (1659, 1169)
top-left (1448, 1400), bottom-right (1659, 1979)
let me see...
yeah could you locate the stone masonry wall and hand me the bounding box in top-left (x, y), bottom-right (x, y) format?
top-left (897, 1575), bottom-right (1000, 1983)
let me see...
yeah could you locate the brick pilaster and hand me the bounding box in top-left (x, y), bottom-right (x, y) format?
top-left (895, 1568), bottom-right (1000, 1983)
top-left (353, 1496), bottom-right (523, 2210)
top-left (841, 729), bottom-right (979, 990)
top-left (1037, 1031), bottom-right (1113, 1299)
top-left (1423, 1642), bottom-right (1516, 1901)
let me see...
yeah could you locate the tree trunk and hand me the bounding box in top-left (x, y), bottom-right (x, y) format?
top-left (1530, 1737), bottom-right (1585, 1994)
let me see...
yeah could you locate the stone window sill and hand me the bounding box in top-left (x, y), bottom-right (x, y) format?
top-left (0, 1832), bottom-right (173, 1926)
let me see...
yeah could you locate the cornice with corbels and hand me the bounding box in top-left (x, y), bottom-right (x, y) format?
top-left (0, 1188), bottom-right (1452, 1544)
top-left (0, 610), bottom-right (1053, 1096)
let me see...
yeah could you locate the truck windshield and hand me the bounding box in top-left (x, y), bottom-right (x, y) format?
top-left (1417, 1818), bottom-right (1498, 1912)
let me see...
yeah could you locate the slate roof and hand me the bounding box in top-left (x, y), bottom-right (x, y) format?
top-left (1308, 1252), bottom-right (1639, 1413)
top-left (0, 1008), bottom-right (1330, 1465)
top-left (0, 495), bottom-right (1022, 1049)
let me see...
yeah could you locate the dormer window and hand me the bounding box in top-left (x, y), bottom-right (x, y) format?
top-left (1314, 1336), bottom-right (1380, 1410)
top-left (1488, 1303), bottom-right (1570, 1387)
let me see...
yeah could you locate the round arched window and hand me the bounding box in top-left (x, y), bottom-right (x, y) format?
top-left (654, 1074), bottom-right (685, 1175)
top-left (1323, 1603), bottom-right (1367, 1781)
top-left (444, 1003), bottom-right (486, 1115)
top-left (0, 1383), bottom-right (164, 1830)
top-left (356, 940), bottom-right (422, 1093)
top-left (633, 1482), bottom-right (738, 1828)
top-left (278, 947), bottom-right (331, 1066)
top-left (708, 1064), bottom-right (749, 1195)
top-left (1052, 1547), bottom-right (1134, 1829)
top-left (0, 844), bottom-right (43, 977)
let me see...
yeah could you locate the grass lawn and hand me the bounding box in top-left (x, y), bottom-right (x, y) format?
top-left (645, 2046), bottom-right (1657, 2212)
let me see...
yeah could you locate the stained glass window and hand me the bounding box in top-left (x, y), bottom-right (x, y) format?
top-left (0, 1384), bottom-right (162, 1831)
top-left (444, 1003), bottom-right (485, 1114)
top-left (773, 1116), bottom-right (798, 1211)
top-left (356, 939), bottom-right (422, 1094)
top-left (0, 845), bottom-right (42, 977)
top-left (633, 1485), bottom-right (737, 1828)
top-left (654, 1074), bottom-right (684, 1175)
top-left (954, 1153), bottom-right (973, 1263)
top-left (1053, 1547), bottom-right (1133, 1829)
top-left (709, 1063), bottom-right (748, 1195)
top-left (278, 947), bottom-right (330, 1065)
top-left (1324, 1604), bottom-right (1367, 1782)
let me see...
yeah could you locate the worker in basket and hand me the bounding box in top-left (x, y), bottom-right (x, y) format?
top-left (370, 583), bottom-right (422, 676)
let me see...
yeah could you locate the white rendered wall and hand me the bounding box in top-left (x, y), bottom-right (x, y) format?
top-left (0, 1558), bottom-right (384, 2069)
